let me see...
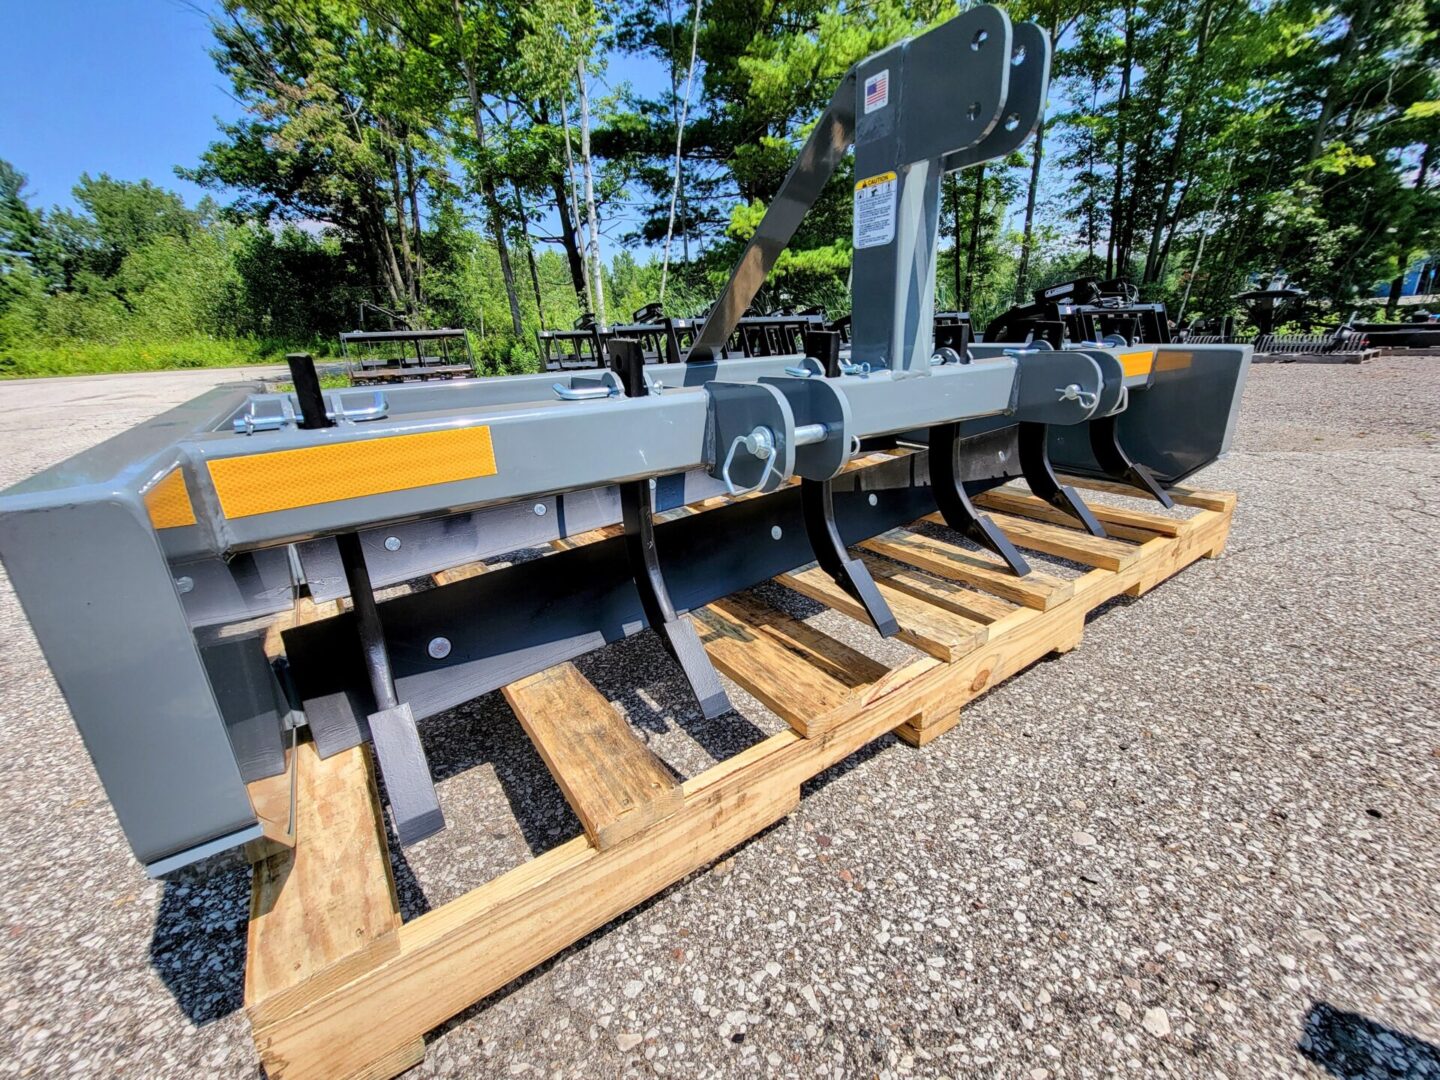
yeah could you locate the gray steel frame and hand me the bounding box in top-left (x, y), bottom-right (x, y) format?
top-left (0, 6), bottom-right (1096, 875)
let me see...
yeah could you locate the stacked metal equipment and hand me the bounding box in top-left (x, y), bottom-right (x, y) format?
top-left (983, 277), bottom-right (1173, 347)
top-left (537, 305), bottom-right (829, 369)
top-left (0, 5), bottom-right (1250, 875)
top-left (974, 277), bottom-right (1247, 508)
top-left (340, 328), bottom-right (477, 383)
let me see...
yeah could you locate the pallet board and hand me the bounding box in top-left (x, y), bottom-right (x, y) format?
top-left (244, 470), bottom-right (1236, 1079)
top-left (503, 664), bottom-right (683, 849)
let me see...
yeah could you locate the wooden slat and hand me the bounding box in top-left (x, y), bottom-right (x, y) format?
top-left (691, 592), bottom-right (888, 736)
top-left (929, 510), bottom-right (1139, 571)
top-left (503, 664), bottom-right (682, 850)
top-left (250, 759), bottom-right (802, 1079)
top-left (1121, 507), bottom-right (1234, 597)
top-left (860, 528), bottom-right (1073, 610)
top-left (895, 600), bottom-right (1088, 746)
top-left (430, 560), bottom-right (508, 586)
top-left (244, 754), bottom-right (295, 861)
top-left (777, 565), bottom-right (986, 662)
top-left (1059, 474), bottom-right (1237, 513)
top-left (974, 487), bottom-right (1183, 540)
top-left (551, 523), bottom-right (624, 551)
top-left (245, 741), bottom-right (424, 1075)
top-left (861, 555), bottom-right (1018, 623)
top-left (247, 485), bottom-right (1239, 1080)
top-left (263, 597), bottom-right (342, 660)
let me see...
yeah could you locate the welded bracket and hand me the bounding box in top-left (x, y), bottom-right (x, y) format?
top-left (849, 6), bottom-right (1013, 371)
top-left (941, 23), bottom-right (1051, 173)
top-left (692, 4), bottom-right (1046, 374)
top-left (704, 381), bottom-right (796, 495)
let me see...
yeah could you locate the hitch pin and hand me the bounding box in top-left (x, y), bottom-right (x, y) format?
top-left (1055, 383), bottom-right (1098, 409)
top-left (720, 423), bottom-right (831, 496)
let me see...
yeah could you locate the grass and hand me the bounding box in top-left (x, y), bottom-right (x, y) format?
top-left (272, 373), bottom-right (353, 392)
top-left (0, 336), bottom-right (337, 379)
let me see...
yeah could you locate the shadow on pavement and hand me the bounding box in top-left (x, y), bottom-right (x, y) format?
top-left (1299, 1001), bottom-right (1440, 1079)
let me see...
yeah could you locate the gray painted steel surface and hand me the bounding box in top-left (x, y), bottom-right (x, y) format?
top-left (1048, 344), bottom-right (1253, 484)
top-left (0, 7), bottom-right (1251, 876)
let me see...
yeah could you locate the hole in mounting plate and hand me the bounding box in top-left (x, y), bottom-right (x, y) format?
top-left (1012, 45), bottom-right (1027, 65)
top-left (967, 102), bottom-right (981, 121)
top-left (971, 28), bottom-right (988, 49)
top-left (1004, 113), bottom-right (1021, 131)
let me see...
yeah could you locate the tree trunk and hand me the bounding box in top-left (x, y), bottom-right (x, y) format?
top-left (1153, 178), bottom-right (1191, 283)
top-left (387, 153), bottom-right (417, 312)
top-left (1107, 0), bottom-right (1136, 279)
top-left (1387, 141), bottom-right (1436, 315)
top-left (363, 210), bottom-right (402, 309)
top-left (452, 0), bottom-right (524, 338)
top-left (961, 166), bottom-right (986, 311)
top-left (512, 179), bottom-right (547, 329)
top-left (403, 138), bottom-right (424, 304)
top-left (1085, 81), bottom-right (1101, 265)
top-left (535, 97), bottom-right (589, 306)
top-left (1307, 17), bottom-right (1360, 167)
top-left (1384, 274), bottom-right (1405, 318)
top-left (550, 173), bottom-right (589, 308)
top-left (1122, 45), bottom-right (1172, 275)
top-left (948, 177), bottom-right (961, 305)
top-left (1174, 180), bottom-right (1228, 324)
top-left (367, 188), bottom-right (409, 312)
top-left (1015, 110), bottom-right (1046, 302)
top-left (1144, 0), bottom-right (1213, 284)
top-left (559, 92), bottom-right (595, 315)
top-left (577, 56), bottom-right (607, 329)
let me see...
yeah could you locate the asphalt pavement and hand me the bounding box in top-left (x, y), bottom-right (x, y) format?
top-left (0, 358), bottom-right (1436, 1079)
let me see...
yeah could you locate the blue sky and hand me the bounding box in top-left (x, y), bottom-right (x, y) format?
top-left (1, 1), bottom-right (242, 210)
top-left (0, 1), bottom-right (675, 222)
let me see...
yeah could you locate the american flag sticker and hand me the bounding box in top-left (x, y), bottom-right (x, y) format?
top-left (864, 69), bottom-right (889, 114)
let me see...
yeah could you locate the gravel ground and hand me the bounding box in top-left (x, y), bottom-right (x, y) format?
top-left (0, 358), bottom-right (1437, 1079)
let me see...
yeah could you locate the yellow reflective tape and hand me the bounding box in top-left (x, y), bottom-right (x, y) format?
top-left (1119, 350), bottom-right (1155, 378)
top-left (1155, 350), bottom-right (1194, 372)
top-left (144, 468), bottom-right (197, 529)
top-left (207, 426), bottom-right (497, 519)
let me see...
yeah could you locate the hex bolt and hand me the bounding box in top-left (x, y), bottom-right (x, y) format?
top-left (533, 503), bottom-right (547, 516)
top-left (384, 536), bottom-right (402, 552)
top-left (771, 525), bottom-right (783, 540)
top-left (174, 576), bottom-right (195, 595)
top-left (868, 493), bottom-right (879, 507)
top-left (428, 637), bottom-right (452, 659)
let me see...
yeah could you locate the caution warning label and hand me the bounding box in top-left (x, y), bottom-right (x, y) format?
top-left (853, 171), bottom-right (897, 249)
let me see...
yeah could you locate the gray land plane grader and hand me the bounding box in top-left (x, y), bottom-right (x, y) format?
top-left (0, 6), bottom-right (1249, 875)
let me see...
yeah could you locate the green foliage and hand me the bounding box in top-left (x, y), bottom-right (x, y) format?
top-left (0, 164), bottom-right (351, 377)
top-left (0, 335), bottom-right (318, 379)
top-left (472, 332), bottom-right (542, 376)
top-left (7, 0), bottom-right (1438, 379)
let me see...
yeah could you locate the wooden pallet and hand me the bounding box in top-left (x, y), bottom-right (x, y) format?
top-left (242, 470), bottom-right (1236, 1079)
